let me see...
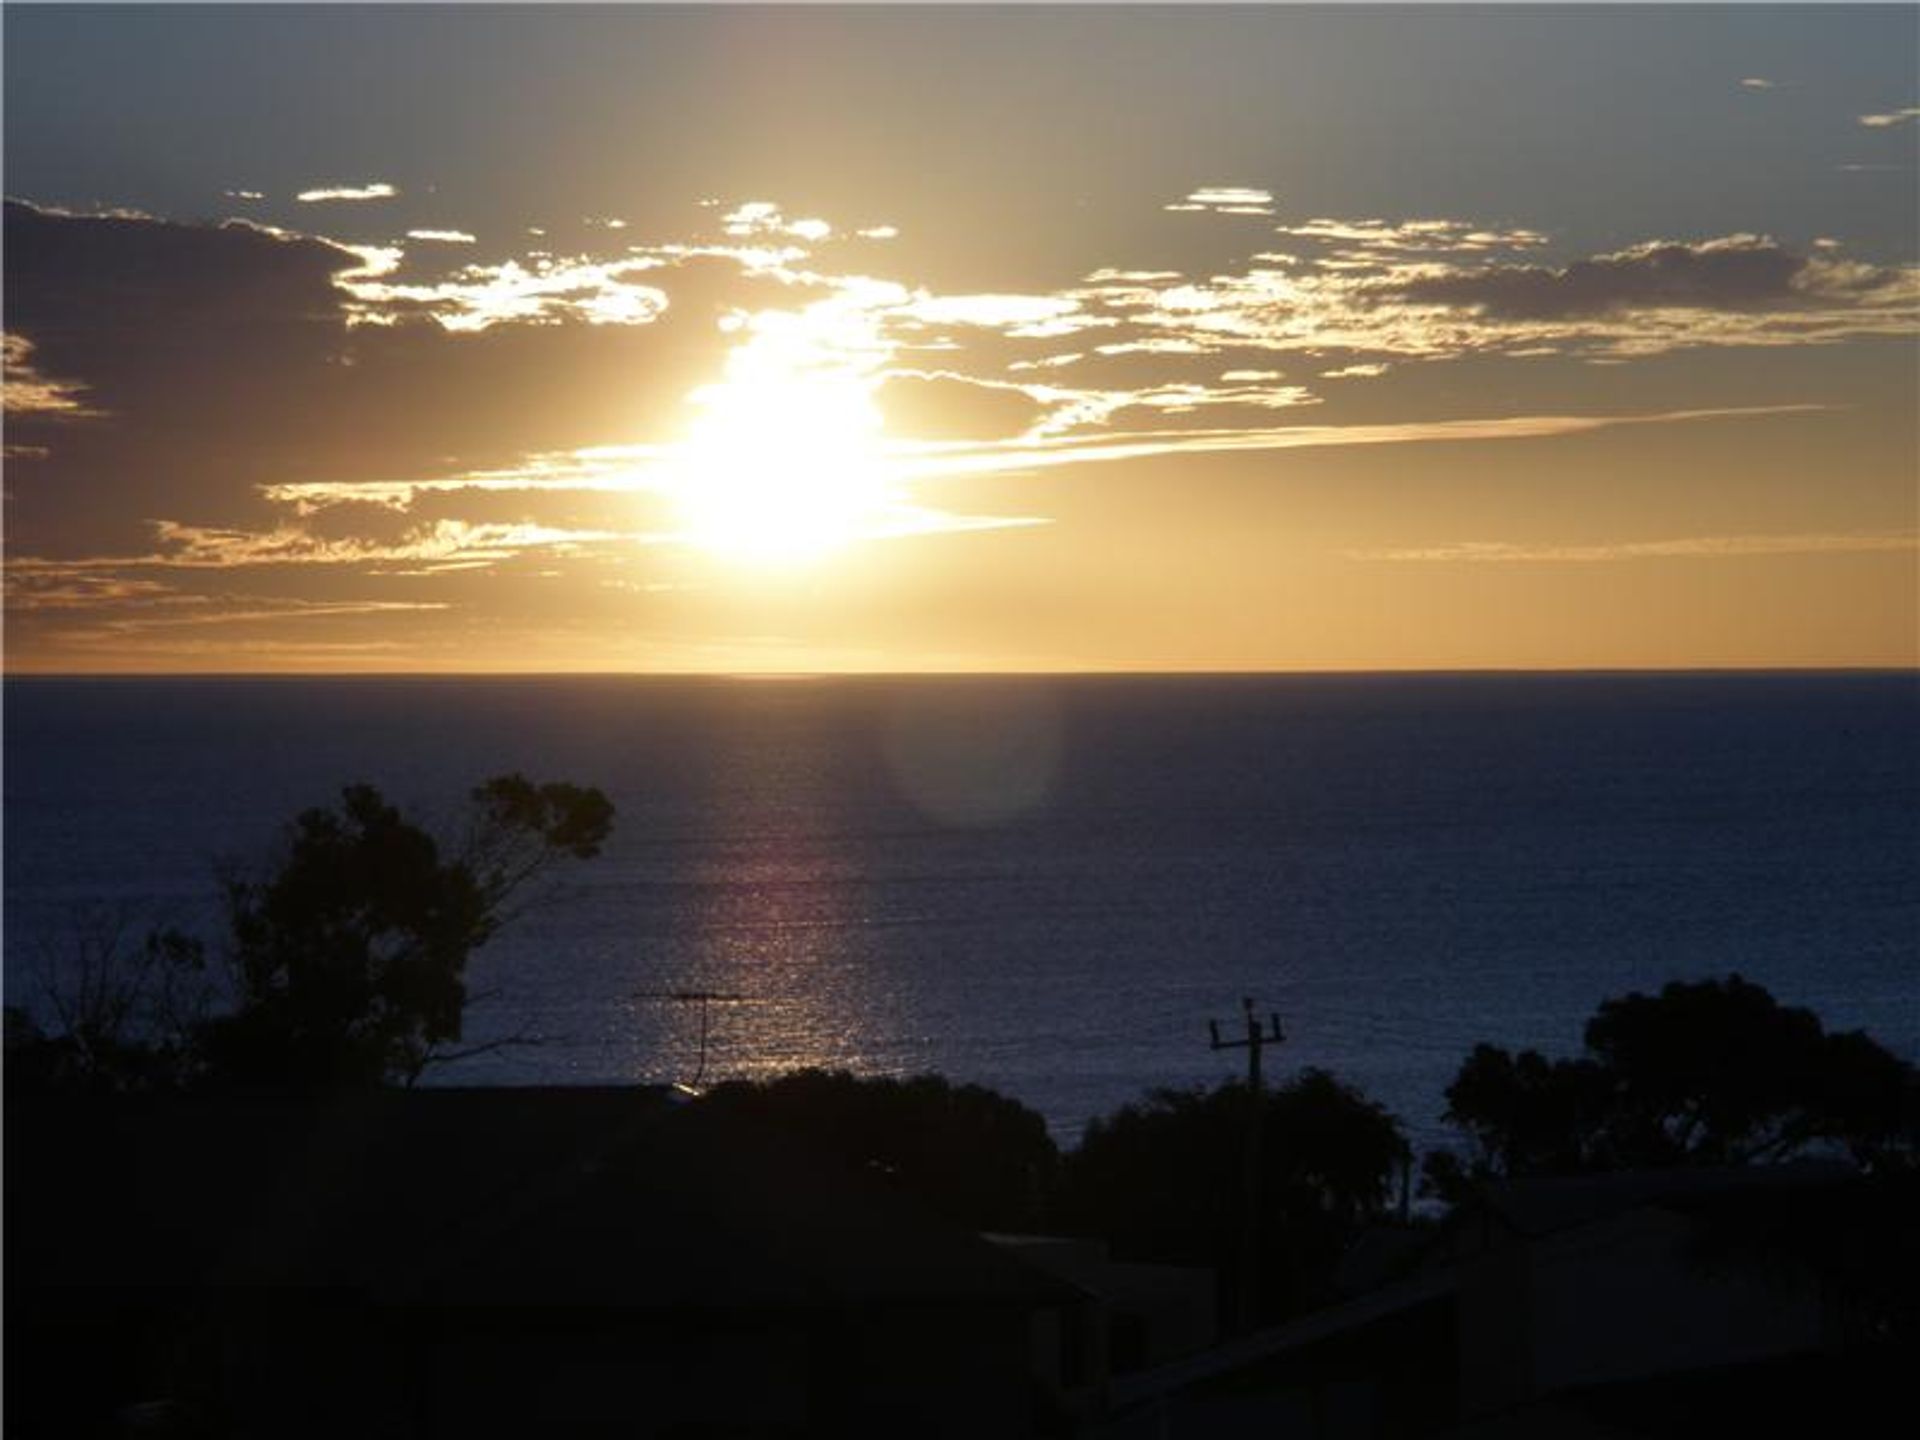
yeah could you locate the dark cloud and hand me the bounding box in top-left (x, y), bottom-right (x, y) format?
top-left (1391, 236), bottom-right (1836, 319)
top-left (4, 200), bottom-right (360, 398)
top-left (4, 201), bottom-right (368, 553)
top-left (0, 202), bottom-right (757, 559)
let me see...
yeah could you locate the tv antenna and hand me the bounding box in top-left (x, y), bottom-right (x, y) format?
top-left (633, 990), bottom-right (751, 1095)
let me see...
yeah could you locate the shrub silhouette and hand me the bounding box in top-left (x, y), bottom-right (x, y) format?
top-left (1056, 1069), bottom-right (1409, 1324)
top-left (702, 1069), bottom-right (1060, 1233)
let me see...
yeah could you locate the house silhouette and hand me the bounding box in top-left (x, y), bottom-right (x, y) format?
top-left (6, 1087), bottom-right (1100, 1438)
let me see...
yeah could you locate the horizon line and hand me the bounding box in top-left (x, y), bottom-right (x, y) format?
top-left (6, 664), bottom-right (1916, 683)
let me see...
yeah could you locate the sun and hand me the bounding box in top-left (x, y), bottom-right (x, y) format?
top-left (660, 320), bottom-right (899, 567)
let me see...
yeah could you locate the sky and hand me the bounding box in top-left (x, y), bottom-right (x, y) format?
top-left (4, 3), bottom-right (1916, 674)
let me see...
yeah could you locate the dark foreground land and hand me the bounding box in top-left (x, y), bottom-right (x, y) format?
top-left (7, 1084), bottom-right (1915, 1439)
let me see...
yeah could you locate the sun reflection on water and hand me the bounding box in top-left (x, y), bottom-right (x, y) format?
top-left (627, 700), bottom-right (918, 1088)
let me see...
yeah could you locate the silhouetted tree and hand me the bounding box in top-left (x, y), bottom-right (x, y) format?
top-left (0, 774), bottom-right (619, 1094)
top-left (1055, 1069), bottom-right (1409, 1324)
top-left (3, 905), bottom-right (215, 1094)
top-left (702, 1069), bottom-right (1060, 1232)
top-left (193, 775), bottom-right (613, 1089)
top-left (1427, 975), bottom-right (1919, 1202)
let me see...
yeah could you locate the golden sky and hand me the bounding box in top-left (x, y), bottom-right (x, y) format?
top-left (4, 6), bottom-right (1916, 672)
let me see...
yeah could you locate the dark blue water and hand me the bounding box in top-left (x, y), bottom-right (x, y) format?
top-left (6, 673), bottom-right (1916, 1149)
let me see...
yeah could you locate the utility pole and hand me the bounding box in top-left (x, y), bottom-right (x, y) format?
top-left (1209, 996), bottom-right (1284, 1092)
top-left (1209, 996), bottom-right (1284, 1333)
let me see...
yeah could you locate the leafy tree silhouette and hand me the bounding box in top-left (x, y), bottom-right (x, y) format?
top-left (0, 775), bottom-right (616, 1093)
top-left (194, 775), bottom-right (613, 1089)
top-left (1427, 975), bottom-right (1919, 1201)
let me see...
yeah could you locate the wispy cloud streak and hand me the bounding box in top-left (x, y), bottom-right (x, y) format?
top-left (878, 405), bottom-right (1836, 483)
top-left (3, 332), bottom-right (99, 416)
top-left (296, 182), bottom-right (399, 202)
top-left (1355, 533), bottom-right (1917, 563)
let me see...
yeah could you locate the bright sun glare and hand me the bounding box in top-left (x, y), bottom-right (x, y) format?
top-left (661, 316), bottom-right (898, 567)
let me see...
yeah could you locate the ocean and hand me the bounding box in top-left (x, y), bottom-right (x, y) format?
top-left (5, 672), bottom-right (1916, 1152)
